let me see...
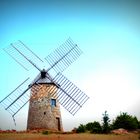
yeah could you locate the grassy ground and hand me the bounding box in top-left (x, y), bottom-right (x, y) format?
top-left (0, 133), bottom-right (139, 140)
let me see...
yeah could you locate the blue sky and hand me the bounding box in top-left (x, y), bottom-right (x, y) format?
top-left (0, 0), bottom-right (140, 131)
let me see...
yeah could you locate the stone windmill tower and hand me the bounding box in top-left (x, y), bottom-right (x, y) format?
top-left (27, 71), bottom-right (63, 131)
top-left (0, 38), bottom-right (89, 131)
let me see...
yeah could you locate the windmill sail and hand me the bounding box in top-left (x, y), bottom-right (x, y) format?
top-left (0, 78), bottom-right (30, 117)
top-left (45, 38), bottom-right (83, 74)
top-left (0, 77), bottom-right (41, 117)
top-left (47, 73), bottom-right (89, 115)
top-left (3, 41), bottom-right (43, 71)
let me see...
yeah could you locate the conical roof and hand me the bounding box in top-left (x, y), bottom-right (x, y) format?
top-left (32, 70), bottom-right (54, 85)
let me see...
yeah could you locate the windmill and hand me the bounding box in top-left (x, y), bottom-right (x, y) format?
top-left (0, 38), bottom-right (89, 131)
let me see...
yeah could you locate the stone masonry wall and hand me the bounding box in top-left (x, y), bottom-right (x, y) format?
top-left (27, 84), bottom-right (63, 131)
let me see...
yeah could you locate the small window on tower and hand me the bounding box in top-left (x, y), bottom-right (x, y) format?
top-left (51, 99), bottom-right (56, 107)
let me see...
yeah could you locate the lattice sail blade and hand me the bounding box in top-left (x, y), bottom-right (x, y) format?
top-left (48, 73), bottom-right (89, 115)
top-left (0, 78), bottom-right (41, 117)
top-left (3, 41), bottom-right (43, 71)
top-left (0, 78), bottom-right (31, 117)
top-left (45, 38), bottom-right (83, 74)
top-left (0, 78), bottom-right (38, 117)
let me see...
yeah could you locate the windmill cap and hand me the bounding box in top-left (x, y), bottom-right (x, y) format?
top-left (32, 70), bottom-right (54, 85)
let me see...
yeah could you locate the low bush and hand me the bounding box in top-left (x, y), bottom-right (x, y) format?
top-left (42, 130), bottom-right (49, 135)
top-left (76, 124), bottom-right (86, 133)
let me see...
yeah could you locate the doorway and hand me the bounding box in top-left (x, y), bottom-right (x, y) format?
top-left (56, 117), bottom-right (61, 131)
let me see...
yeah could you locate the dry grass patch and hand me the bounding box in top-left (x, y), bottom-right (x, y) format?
top-left (0, 133), bottom-right (139, 140)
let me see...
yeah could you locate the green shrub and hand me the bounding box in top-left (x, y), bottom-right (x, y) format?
top-left (76, 124), bottom-right (86, 133)
top-left (86, 122), bottom-right (94, 131)
top-left (86, 121), bottom-right (102, 133)
top-left (138, 121), bottom-right (140, 129)
top-left (90, 122), bottom-right (102, 134)
top-left (112, 112), bottom-right (139, 130)
top-left (42, 130), bottom-right (49, 135)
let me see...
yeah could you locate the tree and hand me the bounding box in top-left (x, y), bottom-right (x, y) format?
top-left (87, 121), bottom-right (102, 133)
top-left (76, 124), bottom-right (86, 133)
top-left (112, 112), bottom-right (139, 130)
top-left (102, 111), bottom-right (110, 133)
